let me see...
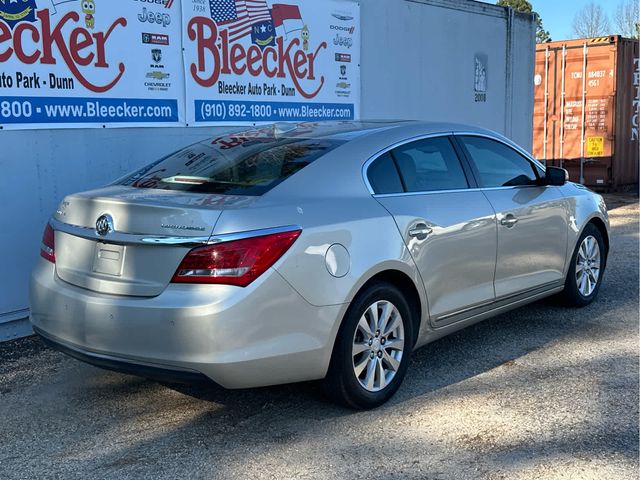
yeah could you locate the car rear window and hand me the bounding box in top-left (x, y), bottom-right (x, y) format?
top-left (367, 152), bottom-right (404, 194)
top-left (119, 136), bottom-right (345, 196)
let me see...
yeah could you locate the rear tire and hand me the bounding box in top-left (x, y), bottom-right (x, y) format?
top-left (561, 223), bottom-right (606, 307)
top-left (323, 281), bottom-right (414, 409)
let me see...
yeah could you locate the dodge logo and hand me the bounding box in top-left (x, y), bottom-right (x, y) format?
top-left (96, 214), bottom-right (114, 236)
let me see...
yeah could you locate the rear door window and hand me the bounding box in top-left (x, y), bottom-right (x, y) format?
top-left (119, 137), bottom-right (345, 196)
top-left (391, 137), bottom-right (469, 192)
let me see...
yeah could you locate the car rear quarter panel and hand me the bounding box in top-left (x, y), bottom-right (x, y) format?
top-left (212, 196), bottom-right (426, 310)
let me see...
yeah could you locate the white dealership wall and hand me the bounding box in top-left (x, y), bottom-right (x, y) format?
top-left (0, 0), bottom-right (535, 340)
top-left (361, 0), bottom-right (535, 149)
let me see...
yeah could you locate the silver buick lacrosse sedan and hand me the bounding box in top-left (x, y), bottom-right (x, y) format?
top-left (30, 121), bottom-right (609, 408)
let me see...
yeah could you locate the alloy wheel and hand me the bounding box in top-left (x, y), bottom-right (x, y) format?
top-left (352, 300), bottom-right (405, 392)
top-left (575, 235), bottom-right (601, 297)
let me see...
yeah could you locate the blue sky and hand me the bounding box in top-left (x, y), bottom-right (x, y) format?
top-left (533, 0), bottom-right (620, 40)
top-left (483, 1), bottom-right (621, 40)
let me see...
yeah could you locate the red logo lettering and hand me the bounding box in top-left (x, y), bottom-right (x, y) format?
top-left (187, 16), bottom-right (326, 99)
top-left (0, 9), bottom-right (126, 93)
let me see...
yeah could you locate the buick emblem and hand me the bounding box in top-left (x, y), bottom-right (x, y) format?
top-left (96, 214), bottom-right (114, 237)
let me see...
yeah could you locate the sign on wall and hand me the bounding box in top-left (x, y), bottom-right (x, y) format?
top-left (0, 0), bottom-right (184, 128)
top-left (182, 0), bottom-right (359, 124)
top-left (0, 0), bottom-right (359, 129)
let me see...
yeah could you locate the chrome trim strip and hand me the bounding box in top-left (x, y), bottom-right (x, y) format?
top-left (373, 188), bottom-right (478, 198)
top-left (372, 184), bottom-right (547, 199)
top-left (362, 130), bottom-right (546, 197)
top-left (435, 299), bottom-right (495, 321)
top-left (50, 218), bottom-right (212, 247)
top-left (141, 236), bottom-right (215, 246)
top-left (206, 225), bottom-right (303, 245)
top-left (438, 285), bottom-right (565, 329)
top-left (451, 131), bottom-right (546, 170)
top-left (434, 280), bottom-right (564, 323)
top-left (50, 218), bottom-right (302, 247)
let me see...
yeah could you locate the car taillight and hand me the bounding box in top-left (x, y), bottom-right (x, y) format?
top-left (172, 229), bottom-right (301, 287)
top-left (40, 223), bottom-right (56, 263)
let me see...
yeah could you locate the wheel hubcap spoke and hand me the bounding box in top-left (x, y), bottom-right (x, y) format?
top-left (367, 304), bottom-right (379, 336)
top-left (354, 355), bottom-right (369, 377)
top-left (378, 302), bottom-right (392, 333)
top-left (352, 342), bottom-right (370, 356)
top-left (376, 358), bottom-right (387, 389)
top-left (364, 357), bottom-right (377, 390)
top-left (578, 245), bottom-right (587, 262)
top-left (384, 338), bottom-right (404, 351)
top-left (357, 316), bottom-right (374, 338)
top-left (382, 349), bottom-right (400, 372)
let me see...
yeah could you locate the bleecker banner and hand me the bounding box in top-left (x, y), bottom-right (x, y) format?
top-left (183, 0), bottom-right (360, 124)
top-left (0, 0), bottom-right (184, 129)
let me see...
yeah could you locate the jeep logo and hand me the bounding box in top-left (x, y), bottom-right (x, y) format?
top-left (138, 7), bottom-right (171, 27)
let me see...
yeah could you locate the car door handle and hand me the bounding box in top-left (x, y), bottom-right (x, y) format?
top-left (500, 215), bottom-right (519, 228)
top-left (409, 224), bottom-right (433, 239)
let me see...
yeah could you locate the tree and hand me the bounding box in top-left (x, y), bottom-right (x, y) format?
top-left (497, 0), bottom-right (551, 43)
top-left (613, 0), bottom-right (640, 38)
top-left (572, 2), bottom-right (611, 38)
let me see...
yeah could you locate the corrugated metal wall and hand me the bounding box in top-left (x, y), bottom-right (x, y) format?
top-left (532, 36), bottom-right (639, 190)
top-left (613, 38), bottom-right (639, 190)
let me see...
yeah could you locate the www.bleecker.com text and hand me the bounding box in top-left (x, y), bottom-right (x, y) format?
top-left (218, 81), bottom-right (295, 97)
top-left (0, 71), bottom-right (75, 90)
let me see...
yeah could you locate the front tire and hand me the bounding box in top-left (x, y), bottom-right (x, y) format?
top-left (561, 223), bottom-right (606, 307)
top-left (323, 281), bottom-right (414, 409)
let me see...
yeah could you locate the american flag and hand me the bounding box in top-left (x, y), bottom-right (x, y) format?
top-left (47, 0), bottom-right (78, 15)
top-left (210, 0), bottom-right (273, 42)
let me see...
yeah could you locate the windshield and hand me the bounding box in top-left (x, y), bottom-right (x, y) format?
top-left (119, 133), bottom-right (345, 196)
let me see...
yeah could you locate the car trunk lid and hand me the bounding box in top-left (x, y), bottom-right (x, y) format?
top-left (52, 186), bottom-right (259, 297)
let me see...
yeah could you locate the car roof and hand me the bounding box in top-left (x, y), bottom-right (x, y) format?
top-left (261, 120), bottom-right (528, 200)
top-left (201, 120), bottom-right (494, 144)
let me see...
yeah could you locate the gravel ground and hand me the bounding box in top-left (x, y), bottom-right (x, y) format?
top-left (0, 195), bottom-right (638, 480)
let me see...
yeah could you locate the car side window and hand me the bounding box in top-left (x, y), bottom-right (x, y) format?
top-left (391, 137), bottom-right (469, 192)
top-left (367, 152), bottom-right (404, 194)
top-left (459, 136), bottom-right (539, 188)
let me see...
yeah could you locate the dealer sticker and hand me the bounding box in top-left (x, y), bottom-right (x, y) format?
top-left (586, 136), bottom-right (604, 157)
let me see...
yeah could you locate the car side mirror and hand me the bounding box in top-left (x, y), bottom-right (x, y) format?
top-left (544, 167), bottom-right (568, 186)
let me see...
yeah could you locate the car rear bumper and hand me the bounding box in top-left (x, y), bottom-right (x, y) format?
top-left (29, 259), bottom-right (344, 388)
top-left (34, 326), bottom-right (210, 384)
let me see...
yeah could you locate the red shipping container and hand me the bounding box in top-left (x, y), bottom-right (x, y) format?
top-left (533, 36), bottom-right (639, 191)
